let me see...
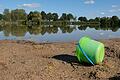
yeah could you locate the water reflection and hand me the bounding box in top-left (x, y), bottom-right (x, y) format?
top-left (0, 25), bottom-right (78, 37)
top-left (88, 25), bottom-right (120, 32)
top-left (28, 25), bottom-right (59, 35)
top-left (0, 24), bottom-right (120, 42)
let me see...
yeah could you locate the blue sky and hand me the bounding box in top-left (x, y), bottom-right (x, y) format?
top-left (0, 0), bottom-right (120, 18)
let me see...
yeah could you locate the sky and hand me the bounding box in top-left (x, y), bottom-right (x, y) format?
top-left (0, 0), bottom-right (120, 18)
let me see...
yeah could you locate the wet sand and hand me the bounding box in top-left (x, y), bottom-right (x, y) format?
top-left (0, 39), bottom-right (120, 80)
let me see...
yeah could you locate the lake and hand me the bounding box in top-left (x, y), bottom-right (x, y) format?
top-left (0, 25), bottom-right (120, 42)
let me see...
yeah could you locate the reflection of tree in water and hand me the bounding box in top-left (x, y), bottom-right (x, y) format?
top-left (0, 25), bottom-right (4, 32)
top-left (59, 25), bottom-right (76, 33)
top-left (1, 24), bottom-right (28, 37)
top-left (98, 25), bottom-right (119, 32)
top-left (0, 24), bottom-right (119, 37)
top-left (51, 26), bottom-right (58, 33)
top-left (11, 25), bottom-right (27, 36)
top-left (110, 26), bottom-right (119, 32)
top-left (41, 26), bottom-right (47, 35)
top-left (46, 26), bottom-right (53, 34)
top-left (28, 25), bottom-right (42, 35)
top-left (30, 25), bottom-right (76, 35)
top-left (78, 25), bottom-right (87, 30)
top-left (99, 22), bottom-right (120, 32)
top-left (46, 26), bottom-right (58, 34)
top-left (89, 25), bottom-right (100, 30)
top-left (28, 25), bottom-right (59, 35)
top-left (1, 25), bottom-right (11, 36)
top-left (77, 24), bottom-right (120, 32)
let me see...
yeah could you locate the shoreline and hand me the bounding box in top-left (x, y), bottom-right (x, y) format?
top-left (0, 39), bottom-right (120, 80)
top-left (1, 37), bottom-right (120, 43)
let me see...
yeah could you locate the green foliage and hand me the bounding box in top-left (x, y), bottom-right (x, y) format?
top-left (60, 13), bottom-right (67, 21)
top-left (60, 13), bottom-right (74, 21)
top-left (100, 17), bottom-right (108, 25)
top-left (46, 13), bottom-right (52, 21)
top-left (27, 11), bottom-right (34, 21)
top-left (27, 11), bottom-right (41, 24)
top-left (94, 17), bottom-right (100, 22)
top-left (78, 16), bottom-right (87, 22)
top-left (66, 13), bottom-right (74, 21)
top-left (100, 16), bottom-right (120, 27)
top-left (111, 16), bottom-right (119, 26)
top-left (3, 9), bottom-right (11, 21)
top-left (0, 9), bottom-right (120, 27)
top-left (52, 13), bottom-right (58, 21)
top-left (11, 9), bottom-right (27, 21)
top-left (0, 14), bottom-right (3, 20)
top-left (41, 11), bottom-right (47, 20)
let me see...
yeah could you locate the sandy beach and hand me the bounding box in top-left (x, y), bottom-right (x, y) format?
top-left (0, 39), bottom-right (120, 80)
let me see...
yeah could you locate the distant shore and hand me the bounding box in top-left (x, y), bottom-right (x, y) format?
top-left (0, 20), bottom-right (100, 26)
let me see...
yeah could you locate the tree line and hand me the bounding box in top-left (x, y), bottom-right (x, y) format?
top-left (0, 9), bottom-right (120, 27)
top-left (0, 9), bottom-right (75, 22)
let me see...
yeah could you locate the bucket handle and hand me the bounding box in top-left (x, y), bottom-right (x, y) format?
top-left (77, 43), bottom-right (94, 65)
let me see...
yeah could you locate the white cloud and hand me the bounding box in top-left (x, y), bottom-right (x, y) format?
top-left (112, 5), bottom-right (118, 8)
top-left (109, 9), bottom-right (120, 13)
top-left (100, 12), bottom-right (105, 15)
top-left (84, 0), bottom-right (95, 4)
top-left (18, 3), bottom-right (40, 8)
top-left (109, 9), bottom-right (116, 12)
top-left (108, 5), bottom-right (120, 13)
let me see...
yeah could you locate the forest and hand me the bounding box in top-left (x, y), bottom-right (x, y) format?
top-left (0, 9), bottom-right (120, 27)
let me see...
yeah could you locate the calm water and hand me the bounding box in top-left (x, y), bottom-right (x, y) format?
top-left (0, 25), bottom-right (120, 42)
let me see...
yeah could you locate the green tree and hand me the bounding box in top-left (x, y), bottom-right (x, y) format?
top-left (111, 16), bottom-right (119, 26)
top-left (46, 13), bottom-right (53, 21)
top-left (27, 11), bottom-right (41, 24)
top-left (0, 14), bottom-right (3, 20)
top-left (41, 11), bottom-right (47, 20)
top-left (94, 17), bottom-right (100, 22)
top-left (66, 13), bottom-right (74, 21)
top-left (3, 9), bottom-right (11, 21)
top-left (89, 19), bottom-right (95, 22)
top-left (78, 16), bottom-right (87, 22)
top-left (60, 13), bottom-right (67, 21)
top-left (119, 20), bottom-right (120, 26)
top-left (32, 11), bottom-right (41, 21)
top-left (100, 17), bottom-right (107, 25)
top-left (100, 17), bottom-right (110, 27)
top-left (27, 11), bottom-right (33, 21)
top-left (11, 9), bottom-right (27, 21)
top-left (52, 13), bottom-right (58, 21)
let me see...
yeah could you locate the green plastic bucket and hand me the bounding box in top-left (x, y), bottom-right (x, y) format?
top-left (76, 37), bottom-right (104, 65)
